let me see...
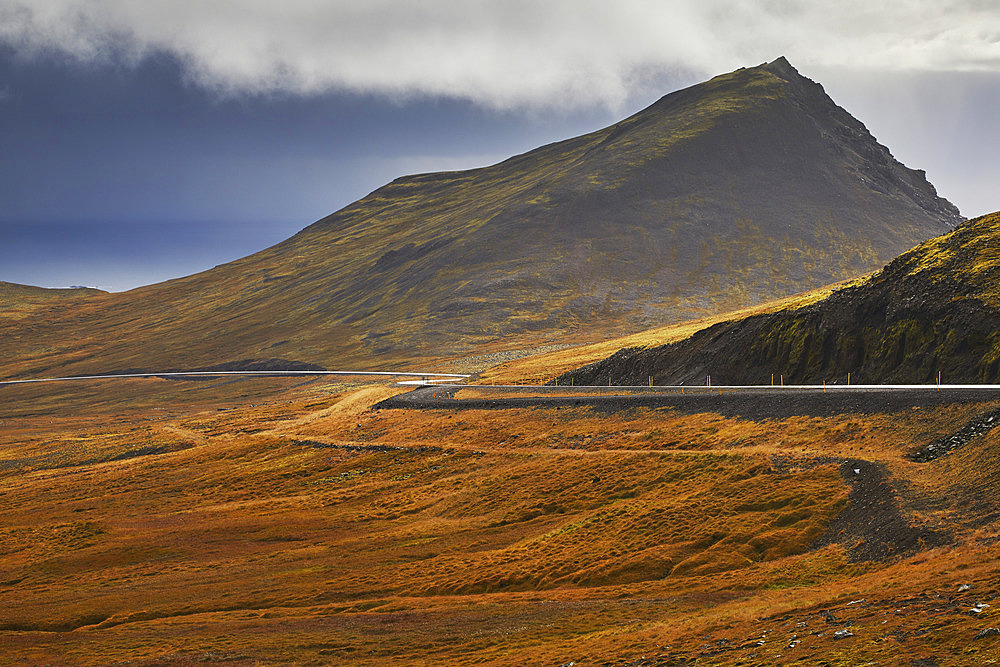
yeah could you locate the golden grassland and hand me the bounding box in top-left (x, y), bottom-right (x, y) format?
top-left (2, 375), bottom-right (1000, 664)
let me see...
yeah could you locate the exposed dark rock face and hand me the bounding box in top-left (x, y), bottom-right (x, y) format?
top-left (559, 212), bottom-right (1000, 387)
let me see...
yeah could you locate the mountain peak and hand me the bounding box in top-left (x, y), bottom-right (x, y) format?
top-left (761, 55), bottom-right (800, 80)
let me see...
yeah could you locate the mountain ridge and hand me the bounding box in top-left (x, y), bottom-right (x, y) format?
top-left (0, 58), bottom-right (963, 378)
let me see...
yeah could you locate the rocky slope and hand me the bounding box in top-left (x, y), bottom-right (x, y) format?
top-left (0, 57), bottom-right (961, 376)
top-left (559, 212), bottom-right (1000, 386)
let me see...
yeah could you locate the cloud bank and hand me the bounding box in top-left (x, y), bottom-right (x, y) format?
top-left (2, 0), bottom-right (999, 108)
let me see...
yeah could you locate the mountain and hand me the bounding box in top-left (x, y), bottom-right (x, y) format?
top-left (559, 211), bottom-right (1000, 387)
top-left (0, 58), bottom-right (962, 377)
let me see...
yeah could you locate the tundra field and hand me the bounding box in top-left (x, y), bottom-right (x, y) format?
top-left (2, 371), bottom-right (1000, 665)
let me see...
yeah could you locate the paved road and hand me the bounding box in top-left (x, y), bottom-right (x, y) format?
top-left (0, 370), bottom-right (469, 386)
top-left (8, 370), bottom-right (1000, 420)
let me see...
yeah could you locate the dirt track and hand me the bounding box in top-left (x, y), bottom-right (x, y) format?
top-left (816, 459), bottom-right (950, 561)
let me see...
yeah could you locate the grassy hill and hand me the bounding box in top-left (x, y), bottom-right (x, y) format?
top-left (0, 57), bottom-right (961, 378)
top-left (0, 282), bottom-right (107, 325)
top-left (560, 211), bottom-right (1000, 386)
top-left (0, 281), bottom-right (105, 309)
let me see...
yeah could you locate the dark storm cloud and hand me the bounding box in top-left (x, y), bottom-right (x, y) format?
top-left (2, 0), bottom-right (999, 291)
top-left (3, 0), bottom-right (999, 109)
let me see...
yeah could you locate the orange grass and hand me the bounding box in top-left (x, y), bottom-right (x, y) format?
top-left (1, 379), bottom-right (999, 664)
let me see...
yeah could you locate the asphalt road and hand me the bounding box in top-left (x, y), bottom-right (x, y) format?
top-left (0, 370), bottom-right (470, 386)
top-left (7, 371), bottom-right (1000, 419)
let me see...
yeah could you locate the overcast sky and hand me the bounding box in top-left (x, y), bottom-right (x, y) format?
top-left (2, 0), bottom-right (999, 291)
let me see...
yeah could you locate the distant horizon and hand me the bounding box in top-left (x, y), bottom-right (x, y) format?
top-left (0, 219), bottom-right (304, 292)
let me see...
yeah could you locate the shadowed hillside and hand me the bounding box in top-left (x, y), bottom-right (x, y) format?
top-left (0, 57), bottom-right (961, 378)
top-left (560, 211), bottom-right (1000, 387)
